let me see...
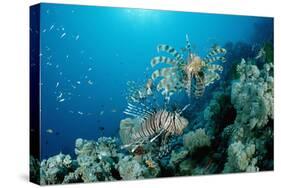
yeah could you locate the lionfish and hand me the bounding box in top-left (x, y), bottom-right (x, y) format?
top-left (120, 102), bottom-right (189, 153)
top-left (126, 79), bottom-right (154, 103)
top-left (150, 34), bottom-right (227, 99)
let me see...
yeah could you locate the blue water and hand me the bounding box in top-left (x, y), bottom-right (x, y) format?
top-left (38, 3), bottom-right (272, 159)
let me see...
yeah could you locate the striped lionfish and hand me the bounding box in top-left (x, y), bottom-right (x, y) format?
top-left (120, 103), bottom-right (189, 153)
top-left (150, 34), bottom-right (227, 99)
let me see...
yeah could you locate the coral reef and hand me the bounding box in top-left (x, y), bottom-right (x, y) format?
top-left (38, 137), bottom-right (162, 184)
top-left (30, 155), bottom-right (40, 184)
top-left (183, 128), bottom-right (211, 152)
top-left (118, 155), bottom-right (144, 180)
top-left (73, 137), bottom-right (120, 182)
top-left (222, 58), bottom-right (273, 172)
top-left (223, 141), bottom-right (258, 173)
top-left (34, 41), bottom-right (273, 184)
top-left (231, 59), bottom-right (273, 131)
top-left (40, 153), bottom-right (77, 185)
top-left (118, 155), bottom-right (160, 180)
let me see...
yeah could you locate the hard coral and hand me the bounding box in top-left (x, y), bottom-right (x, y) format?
top-left (183, 128), bottom-right (211, 152)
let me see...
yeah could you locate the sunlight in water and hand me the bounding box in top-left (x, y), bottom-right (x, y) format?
top-left (124, 8), bottom-right (158, 23)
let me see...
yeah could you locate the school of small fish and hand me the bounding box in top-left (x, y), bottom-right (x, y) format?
top-left (39, 23), bottom-right (98, 117)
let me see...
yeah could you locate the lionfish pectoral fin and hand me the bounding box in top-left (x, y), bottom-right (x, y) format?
top-left (151, 56), bottom-right (177, 67)
top-left (121, 139), bottom-right (144, 152)
top-left (146, 88), bottom-right (153, 95)
top-left (150, 128), bottom-right (165, 143)
top-left (205, 72), bottom-right (220, 86)
top-left (204, 47), bottom-right (227, 64)
top-left (206, 64), bottom-right (223, 72)
top-left (131, 140), bottom-right (145, 153)
top-left (157, 44), bottom-right (184, 62)
top-left (178, 104), bottom-right (190, 115)
top-left (120, 143), bottom-right (134, 150)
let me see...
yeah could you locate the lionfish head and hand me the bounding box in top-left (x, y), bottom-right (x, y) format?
top-left (173, 112), bottom-right (189, 135)
top-left (185, 53), bottom-right (203, 74)
top-left (173, 105), bottom-right (189, 135)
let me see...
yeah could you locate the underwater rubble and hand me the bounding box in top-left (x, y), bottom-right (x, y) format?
top-left (31, 40), bottom-right (274, 184)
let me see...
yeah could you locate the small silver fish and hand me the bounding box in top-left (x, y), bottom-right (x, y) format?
top-left (60, 33), bottom-right (66, 39)
top-left (46, 129), bottom-right (54, 134)
top-left (100, 111), bottom-right (104, 116)
top-left (49, 24), bottom-right (54, 31)
top-left (58, 98), bottom-right (65, 103)
top-left (57, 92), bottom-right (63, 99)
top-left (88, 80), bottom-right (93, 85)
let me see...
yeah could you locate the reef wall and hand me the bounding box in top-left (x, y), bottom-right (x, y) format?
top-left (31, 42), bottom-right (274, 185)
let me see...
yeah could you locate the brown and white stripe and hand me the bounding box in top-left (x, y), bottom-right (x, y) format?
top-left (192, 73), bottom-right (205, 97)
top-left (131, 109), bottom-right (188, 142)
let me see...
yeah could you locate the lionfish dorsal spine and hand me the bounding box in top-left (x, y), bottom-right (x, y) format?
top-left (185, 34), bottom-right (192, 52)
top-left (128, 103), bottom-right (154, 114)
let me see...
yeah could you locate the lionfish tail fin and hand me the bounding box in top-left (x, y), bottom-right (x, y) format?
top-left (120, 143), bottom-right (133, 150)
top-left (205, 64), bottom-right (223, 72)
